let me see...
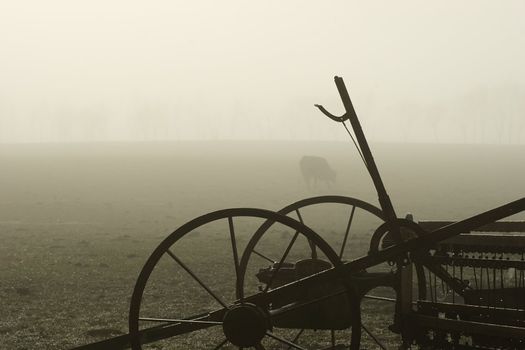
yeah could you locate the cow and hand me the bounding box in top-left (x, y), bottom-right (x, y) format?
top-left (299, 156), bottom-right (336, 189)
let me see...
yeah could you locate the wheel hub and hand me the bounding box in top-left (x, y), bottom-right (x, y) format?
top-left (222, 303), bottom-right (268, 347)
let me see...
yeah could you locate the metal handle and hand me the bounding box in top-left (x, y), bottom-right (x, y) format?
top-left (314, 76), bottom-right (357, 123)
top-left (316, 76), bottom-right (399, 224)
top-left (314, 104), bottom-right (348, 122)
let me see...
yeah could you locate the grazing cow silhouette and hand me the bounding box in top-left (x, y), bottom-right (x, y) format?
top-left (299, 156), bottom-right (336, 189)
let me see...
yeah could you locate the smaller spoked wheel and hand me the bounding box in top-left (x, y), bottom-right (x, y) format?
top-left (361, 218), bottom-right (432, 348)
top-left (129, 208), bottom-right (359, 350)
top-left (369, 218), bottom-right (429, 302)
top-left (238, 196), bottom-right (389, 350)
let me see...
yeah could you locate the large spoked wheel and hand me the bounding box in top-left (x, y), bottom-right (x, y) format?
top-left (129, 208), bottom-right (358, 350)
top-left (239, 196), bottom-right (393, 349)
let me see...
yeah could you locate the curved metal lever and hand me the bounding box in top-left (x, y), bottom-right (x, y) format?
top-left (315, 76), bottom-right (355, 123)
top-left (314, 104), bottom-right (349, 123)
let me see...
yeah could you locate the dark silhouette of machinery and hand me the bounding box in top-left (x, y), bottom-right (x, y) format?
top-left (71, 77), bottom-right (525, 350)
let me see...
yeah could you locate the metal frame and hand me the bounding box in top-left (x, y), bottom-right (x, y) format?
top-left (70, 76), bottom-right (525, 350)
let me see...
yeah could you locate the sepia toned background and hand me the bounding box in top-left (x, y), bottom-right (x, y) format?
top-left (1, 0), bottom-right (524, 144)
top-left (1, 1), bottom-right (524, 349)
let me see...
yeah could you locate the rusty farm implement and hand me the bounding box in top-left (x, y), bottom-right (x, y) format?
top-left (72, 77), bottom-right (525, 349)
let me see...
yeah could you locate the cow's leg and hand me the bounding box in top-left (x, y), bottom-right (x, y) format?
top-left (304, 175), bottom-right (312, 190)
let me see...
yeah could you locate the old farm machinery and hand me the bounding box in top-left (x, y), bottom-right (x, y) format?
top-left (72, 77), bottom-right (525, 350)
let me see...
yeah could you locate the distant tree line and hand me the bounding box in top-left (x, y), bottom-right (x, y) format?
top-left (0, 85), bottom-right (523, 144)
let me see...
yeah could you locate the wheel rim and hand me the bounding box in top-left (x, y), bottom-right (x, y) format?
top-left (129, 207), bottom-right (359, 350)
top-left (239, 196), bottom-right (384, 271)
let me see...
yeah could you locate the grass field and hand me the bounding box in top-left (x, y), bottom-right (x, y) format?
top-left (1, 140), bottom-right (524, 349)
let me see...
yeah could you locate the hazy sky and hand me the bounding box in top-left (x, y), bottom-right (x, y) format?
top-left (1, 1), bottom-right (524, 143)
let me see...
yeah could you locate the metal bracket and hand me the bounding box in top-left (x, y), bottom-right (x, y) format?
top-left (313, 104), bottom-right (349, 123)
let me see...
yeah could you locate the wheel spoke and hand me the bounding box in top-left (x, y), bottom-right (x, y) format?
top-left (295, 209), bottom-right (317, 260)
top-left (339, 205), bottom-right (356, 259)
top-left (266, 331), bottom-right (309, 350)
top-left (287, 329), bottom-right (304, 350)
top-left (252, 249), bottom-right (276, 263)
top-left (263, 230), bottom-right (300, 293)
top-left (331, 329), bottom-right (336, 349)
top-left (166, 249), bottom-right (228, 308)
top-left (361, 323), bottom-right (387, 350)
top-left (229, 216), bottom-right (243, 301)
top-left (139, 317), bottom-right (222, 325)
top-left (212, 338), bottom-right (229, 350)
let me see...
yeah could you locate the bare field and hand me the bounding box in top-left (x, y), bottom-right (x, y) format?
top-left (1, 141), bottom-right (524, 349)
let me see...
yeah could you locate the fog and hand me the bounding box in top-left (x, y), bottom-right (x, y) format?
top-left (1, 0), bottom-right (524, 144)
